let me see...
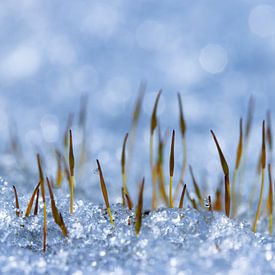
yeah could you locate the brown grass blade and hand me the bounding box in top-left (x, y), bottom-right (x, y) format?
top-left (36, 154), bottom-right (47, 252)
top-left (177, 92), bottom-right (186, 137)
top-left (135, 178), bottom-right (145, 236)
top-left (208, 195), bottom-right (212, 211)
top-left (214, 189), bottom-right (222, 211)
top-left (178, 184), bottom-right (186, 209)
top-left (267, 110), bottom-right (273, 153)
top-left (210, 130), bottom-right (230, 217)
top-left (150, 90), bottom-right (162, 135)
top-left (245, 96), bottom-right (254, 140)
top-left (189, 165), bottom-right (203, 203)
top-left (12, 185), bottom-right (20, 217)
top-left (132, 82), bottom-right (146, 127)
top-left (125, 193), bottom-right (133, 210)
top-left (46, 177), bottom-right (68, 237)
top-left (96, 159), bottom-right (114, 224)
top-left (186, 189), bottom-right (198, 210)
top-left (268, 164), bottom-right (273, 235)
top-left (55, 150), bottom-right (63, 188)
top-left (63, 113), bottom-right (73, 149)
top-left (235, 118), bottom-right (243, 170)
top-left (253, 120), bottom-right (266, 232)
top-left (25, 182), bottom-right (40, 217)
top-left (262, 120), bottom-right (266, 170)
top-left (169, 130), bottom-right (175, 207)
top-left (34, 187), bottom-right (39, 216)
top-left (69, 129), bottom-right (75, 214)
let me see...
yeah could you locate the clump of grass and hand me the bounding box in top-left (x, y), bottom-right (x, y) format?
top-left (96, 159), bottom-right (114, 224)
top-left (135, 178), bottom-right (145, 236)
top-left (69, 129), bottom-right (75, 214)
top-left (253, 121), bottom-right (266, 233)
top-left (211, 130), bottom-right (230, 217)
top-left (169, 130), bottom-right (175, 207)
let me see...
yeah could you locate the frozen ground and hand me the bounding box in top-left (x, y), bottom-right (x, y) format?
top-left (1, 0), bottom-right (275, 274)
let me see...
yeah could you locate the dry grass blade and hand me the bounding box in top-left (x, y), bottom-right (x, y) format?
top-left (208, 195), bottom-right (212, 211)
top-left (132, 82), bottom-right (146, 127)
top-left (12, 185), bottom-right (20, 217)
top-left (46, 177), bottom-right (68, 237)
top-left (174, 93), bottom-right (187, 203)
top-left (37, 154), bottom-right (47, 252)
top-left (178, 184), bottom-right (186, 209)
top-left (245, 96), bottom-right (254, 141)
top-left (63, 113), bottom-right (73, 149)
top-left (125, 193), bottom-right (133, 210)
top-left (96, 159), bottom-right (114, 224)
top-left (177, 92), bottom-right (186, 137)
top-left (34, 188), bottom-right (39, 216)
top-left (232, 118), bottom-right (243, 217)
top-left (150, 90), bottom-right (162, 136)
top-left (253, 121), bottom-right (266, 232)
top-left (189, 165), bottom-right (203, 204)
top-left (169, 130), bottom-right (175, 207)
top-left (186, 189), bottom-right (198, 210)
top-left (25, 182), bottom-right (40, 217)
top-left (69, 129), bottom-right (75, 214)
top-left (121, 133), bottom-right (133, 208)
top-left (267, 110), bottom-right (273, 153)
top-left (268, 164), bottom-right (273, 235)
top-left (214, 188), bottom-right (222, 211)
top-left (135, 178), bottom-right (145, 236)
top-left (210, 130), bottom-right (230, 217)
top-left (55, 150), bottom-right (63, 188)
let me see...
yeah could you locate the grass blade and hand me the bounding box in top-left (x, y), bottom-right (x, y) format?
top-left (232, 118), bottom-right (243, 217)
top-left (12, 185), bottom-right (20, 217)
top-left (34, 187), bottom-right (40, 216)
top-left (25, 182), bottom-right (40, 217)
top-left (169, 130), bottom-right (175, 207)
top-left (135, 178), bottom-right (145, 236)
top-left (69, 129), bottom-right (75, 214)
top-left (178, 184), bottom-right (186, 209)
top-left (253, 121), bottom-right (266, 232)
top-left (37, 154), bottom-right (47, 252)
top-left (268, 164), bottom-right (273, 235)
top-left (210, 130), bottom-right (230, 217)
top-left (189, 165), bottom-right (203, 204)
top-left (46, 177), bottom-right (68, 237)
top-left (96, 159), bottom-right (114, 224)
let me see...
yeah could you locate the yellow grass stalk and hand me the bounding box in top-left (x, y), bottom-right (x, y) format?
top-left (178, 184), bottom-right (186, 209)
